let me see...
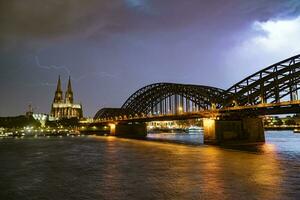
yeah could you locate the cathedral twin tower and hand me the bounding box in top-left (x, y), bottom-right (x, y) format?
top-left (51, 76), bottom-right (83, 119)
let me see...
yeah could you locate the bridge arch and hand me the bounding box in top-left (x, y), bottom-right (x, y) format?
top-left (225, 54), bottom-right (300, 106)
top-left (94, 54), bottom-right (300, 120)
top-left (121, 83), bottom-right (226, 115)
top-left (94, 108), bottom-right (134, 120)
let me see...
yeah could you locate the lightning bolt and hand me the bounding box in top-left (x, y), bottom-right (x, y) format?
top-left (35, 56), bottom-right (71, 75)
top-left (35, 56), bottom-right (119, 86)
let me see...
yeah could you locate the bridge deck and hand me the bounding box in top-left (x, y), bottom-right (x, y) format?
top-left (89, 101), bottom-right (300, 124)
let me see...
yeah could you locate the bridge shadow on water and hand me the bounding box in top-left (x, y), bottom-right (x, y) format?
top-left (146, 132), bottom-right (269, 154)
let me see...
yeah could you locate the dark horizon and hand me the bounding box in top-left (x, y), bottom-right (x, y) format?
top-left (1, 0), bottom-right (300, 117)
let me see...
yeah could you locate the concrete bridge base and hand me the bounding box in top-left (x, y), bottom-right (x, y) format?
top-left (110, 122), bottom-right (147, 138)
top-left (203, 117), bottom-right (265, 145)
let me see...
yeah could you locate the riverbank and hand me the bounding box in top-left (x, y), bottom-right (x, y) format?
top-left (264, 125), bottom-right (300, 130)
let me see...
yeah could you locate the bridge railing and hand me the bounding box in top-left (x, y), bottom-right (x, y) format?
top-left (93, 99), bottom-right (300, 123)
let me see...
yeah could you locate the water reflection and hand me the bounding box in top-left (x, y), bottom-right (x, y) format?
top-left (0, 131), bottom-right (299, 199)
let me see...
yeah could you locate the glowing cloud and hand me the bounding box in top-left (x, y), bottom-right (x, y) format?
top-left (224, 16), bottom-right (300, 83)
top-left (251, 16), bottom-right (300, 53)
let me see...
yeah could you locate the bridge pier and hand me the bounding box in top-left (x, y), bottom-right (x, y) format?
top-left (203, 117), bottom-right (265, 145)
top-left (110, 122), bottom-right (147, 138)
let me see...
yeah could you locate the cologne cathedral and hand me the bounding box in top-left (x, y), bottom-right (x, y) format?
top-left (50, 76), bottom-right (83, 119)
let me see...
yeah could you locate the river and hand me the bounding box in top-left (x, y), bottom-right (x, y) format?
top-left (0, 131), bottom-right (299, 199)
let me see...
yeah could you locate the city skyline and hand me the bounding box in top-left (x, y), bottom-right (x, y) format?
top-left (1, 2), bottom-right (300, 199)
top-left (1, 0), bottom-right (300, 117)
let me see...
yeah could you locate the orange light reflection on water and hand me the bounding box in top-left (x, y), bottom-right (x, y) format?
top-left (262, 143), bottom-right (277, 153)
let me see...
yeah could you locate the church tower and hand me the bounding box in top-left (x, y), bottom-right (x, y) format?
top-left (65, 76), bottom-right (73, 104)
top-left (53, 75), bottom-right (63, 103)
top-left (50, 75), bottom-right (83, 119)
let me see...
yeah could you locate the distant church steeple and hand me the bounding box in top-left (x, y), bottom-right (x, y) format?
top-left (53, 75), bottom-right (63, 103)
top-left (65, 76), bottom-right (73, 104)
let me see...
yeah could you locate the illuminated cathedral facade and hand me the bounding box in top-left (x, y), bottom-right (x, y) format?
top-left (50, 76), bottom-right (83, 119)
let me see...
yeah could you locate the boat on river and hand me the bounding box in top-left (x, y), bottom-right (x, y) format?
top-left (186, 126), bottom-right (203, 133)
top-left (293, 129), bottom-right (300, 133)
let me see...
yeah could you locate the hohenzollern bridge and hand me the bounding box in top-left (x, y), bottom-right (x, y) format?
top-left (84, 54), bottom-right (300, 145)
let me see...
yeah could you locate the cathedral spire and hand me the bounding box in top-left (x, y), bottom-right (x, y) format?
top-left (67, 76), bottom-right (72, 93)
top-left (65, 76), bottom-right (74, 104)
top-left (53, 75), bottom-right (63, 103)
top-left (56, 75), bottom-right (62, 92)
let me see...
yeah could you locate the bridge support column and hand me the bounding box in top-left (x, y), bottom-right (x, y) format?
top-left (203, 117), bottom-right (265, 145)
top-left (109, 123), bottom-right (116, 135)
top-left (112, 123), bottom-right (147, 138)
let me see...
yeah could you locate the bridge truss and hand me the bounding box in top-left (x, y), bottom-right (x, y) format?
top-left (226, 54), bottom-right (300, 106)
top-left (94, 54), bottom-right (300, 120)
top-left (122, 83), bottom-right (226, 114)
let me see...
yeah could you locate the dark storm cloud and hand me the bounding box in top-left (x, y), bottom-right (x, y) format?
top-left (0, 1), bottom-right (119, 41)
top-left (1, 0), bottom-right (300, 116)
top-left (1, 0), bottom-right (300, 42)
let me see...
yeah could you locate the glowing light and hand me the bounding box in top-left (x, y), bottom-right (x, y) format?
top-left (232, 100), bottom-right (238, 106)
top-left (225, 16), bottom-right (300, 78)
top-left (262, 143), bottom-right (277, 153)
top-left (178, 106), bottom-right (183, 113)
top-left (203, 118), bottom-right (215, 129)
top-left (109, 123), bottom-right (116, 135)
top-left (251, 17), bottom-right (300, 52)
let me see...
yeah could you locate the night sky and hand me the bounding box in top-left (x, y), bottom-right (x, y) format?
top-left (1, 0), bottom-right (300, 117)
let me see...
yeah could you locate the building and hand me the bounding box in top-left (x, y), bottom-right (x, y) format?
top-left (32, 113), bottom-right (48, 127)
top-left (50, 76), bottom-right (83, 119)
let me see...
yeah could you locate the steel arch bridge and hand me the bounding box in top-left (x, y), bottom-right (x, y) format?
top-left (225, 54), bottom-right (300, 106)
top-left (122, 83), bottom-right (227, 114)
top-left (94, 83), bottom-right (227, 120)
top-left (94, 54), bottom-right (300, 120)
top-left (94, 108), bottom-right (135, 119)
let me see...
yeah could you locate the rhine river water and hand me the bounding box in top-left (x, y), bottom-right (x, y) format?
top-left (0, 131), bottom-right (299, 200)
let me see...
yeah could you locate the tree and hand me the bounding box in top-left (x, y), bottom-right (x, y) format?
top-left (0, 115), bottom-right (40, 128)
top-left (284, 118), bottom-right (296, 125)
top-left (273, 118), bottom-right (283, 126)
